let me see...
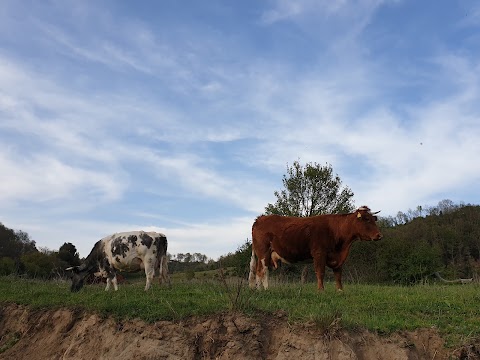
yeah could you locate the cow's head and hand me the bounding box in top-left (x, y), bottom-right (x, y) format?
top-left (355, 206), bottom-right (382, 241)
top-left (66, 264), bottom-right (90, 292)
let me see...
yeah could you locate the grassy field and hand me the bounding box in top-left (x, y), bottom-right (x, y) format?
top-left (1, 275), bottom-right (479, 347)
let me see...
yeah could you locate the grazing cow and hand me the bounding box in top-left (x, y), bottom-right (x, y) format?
top-left (248, 206), bottom-right (382, 291)
top-left (67, 231), bottom-right (169, 292)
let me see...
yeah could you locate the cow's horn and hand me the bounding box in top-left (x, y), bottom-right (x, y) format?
top-left (372, 210), bottom-right (381, 214)
top-left (65, 266), bottom-right (76, 271)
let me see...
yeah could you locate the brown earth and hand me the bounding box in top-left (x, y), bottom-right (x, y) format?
top-left (0, 303), bottom-right (478, 359)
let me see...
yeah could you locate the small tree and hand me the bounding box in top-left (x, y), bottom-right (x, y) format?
top-left (0, 224), bottom-right (37, 260)
top-left (58, 242), bottom-right (81, 267)
top-left (265, 161), bottom-right (355, 217)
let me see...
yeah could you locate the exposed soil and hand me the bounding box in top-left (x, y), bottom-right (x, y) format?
top-left (0, 303), bottom-right (478, 359)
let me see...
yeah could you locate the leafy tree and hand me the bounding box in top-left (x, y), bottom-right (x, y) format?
top-left (0, 224), bottom-right (37, 276)
top-left (193, 253), bottom-right (208, 263)
top-left (265, 161), bottom-right (355, 217)
top-left (58, 242), bottom-right (81, 267)
top-left (176, 253), bottom-right (185, 262)
top-left (184, 253), bottom-right (192, 263)
top-left (0, 223), bottom-right (18, 259)
top-left (15, 230), bottom-right (37, 254)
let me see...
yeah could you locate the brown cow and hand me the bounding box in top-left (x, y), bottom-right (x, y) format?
top-left (248, 206), bottom-right (382, 291)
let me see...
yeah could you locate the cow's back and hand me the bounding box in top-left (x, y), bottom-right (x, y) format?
top-left (253, 215), bottom-right (308, 261)
top-left (102, 231), bottom-right (165, 272)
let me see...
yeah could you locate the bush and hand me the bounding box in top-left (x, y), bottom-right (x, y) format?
top-left (21, 251), bottom-right (62, 279)
top-left (0, 257), bottom-right (16, 275)
top-left (378, 238), bottom-right (441, 284)
top-left (185, 270), bottom-right (195, 281)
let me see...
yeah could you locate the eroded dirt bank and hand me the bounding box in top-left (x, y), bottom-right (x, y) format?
top-left (0, 303), bottom-right (477, 359)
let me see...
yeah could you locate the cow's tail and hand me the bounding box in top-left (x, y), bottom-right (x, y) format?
top-left (248, 242), bottom-right (257, 289)
top-left (156, 235), bottom-right (170, 286)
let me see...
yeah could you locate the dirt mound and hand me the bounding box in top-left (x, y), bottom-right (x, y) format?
top-left (0, 303), bottom-right (475, 359)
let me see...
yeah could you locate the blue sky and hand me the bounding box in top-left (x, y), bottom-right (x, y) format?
top-left (1, 0), bottom-right (479, 260)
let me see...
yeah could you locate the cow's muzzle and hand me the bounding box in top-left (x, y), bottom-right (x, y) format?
top-left (373, 233), bottom-right (383, 241)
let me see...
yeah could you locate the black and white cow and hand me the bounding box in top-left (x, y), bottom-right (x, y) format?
top-left (67, 231), bottom-right (169, 292)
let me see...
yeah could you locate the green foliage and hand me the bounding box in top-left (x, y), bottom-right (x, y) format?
top-left (21, 251), bottom-right (66, 279)
top-left (265, 161), bottom-right (355, 217)
top-left (0, 257), bottom-right (16, 275)
top-left (377, 238), bottom-right (441, 284)
top-left (217, 240), bottom-right (252, 277)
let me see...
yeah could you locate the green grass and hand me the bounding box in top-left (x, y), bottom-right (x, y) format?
top-left (1, 276), bottom-right (479, 347)
top-left (252, 283), bottom-right (480, 346)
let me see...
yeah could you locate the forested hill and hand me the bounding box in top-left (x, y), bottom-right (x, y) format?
top-left (345, 203), bottom-right (480, 284)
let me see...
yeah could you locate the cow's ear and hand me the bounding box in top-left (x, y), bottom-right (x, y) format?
top-left (357, 212), bottom-right (362, 219)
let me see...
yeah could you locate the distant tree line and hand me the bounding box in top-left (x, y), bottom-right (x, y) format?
top-left (168, 252), bottom-right (213, 274)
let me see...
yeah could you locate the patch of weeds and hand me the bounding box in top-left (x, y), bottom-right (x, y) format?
top-left (311, 311), bottom-right (343, 340)
top-left (216, 268), bottom-right (255, 312)
top-left (0, 332), bottom-right (21, 354)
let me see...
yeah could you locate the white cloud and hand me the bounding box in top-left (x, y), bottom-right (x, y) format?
top-left (0, 151), bottom-right (125, 203)
top-left (1, 0), bottom-right (480, 259)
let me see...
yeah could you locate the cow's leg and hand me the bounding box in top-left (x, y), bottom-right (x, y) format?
top-left (271, 251), bottom-right (280, 269)
top-left (105, 276), bottom-right (113, 291)
top-left (255, 259), bottom-right (266, 289)
top-left (255, 259), bottom-right (262, 289)
top-left (112, 276), bottom-right (118, 291)
top-left (333, 267), bottom-right (343, 291)
top-left (248, 248), bottom-right (257, 289)
top-left (157, 256), bottom-right (163, 285)
top-left (144, 256), bottom-right (156, 291)
top-left (260, 259), bottom-right (268, 290)
top-left (312, 255), bottom-right (326, 291)
top-left (105, 275), bottom-right (118, 291)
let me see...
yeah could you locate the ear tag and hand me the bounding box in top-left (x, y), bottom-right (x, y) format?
top-left (357, 212), bottom-right (362, 218)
